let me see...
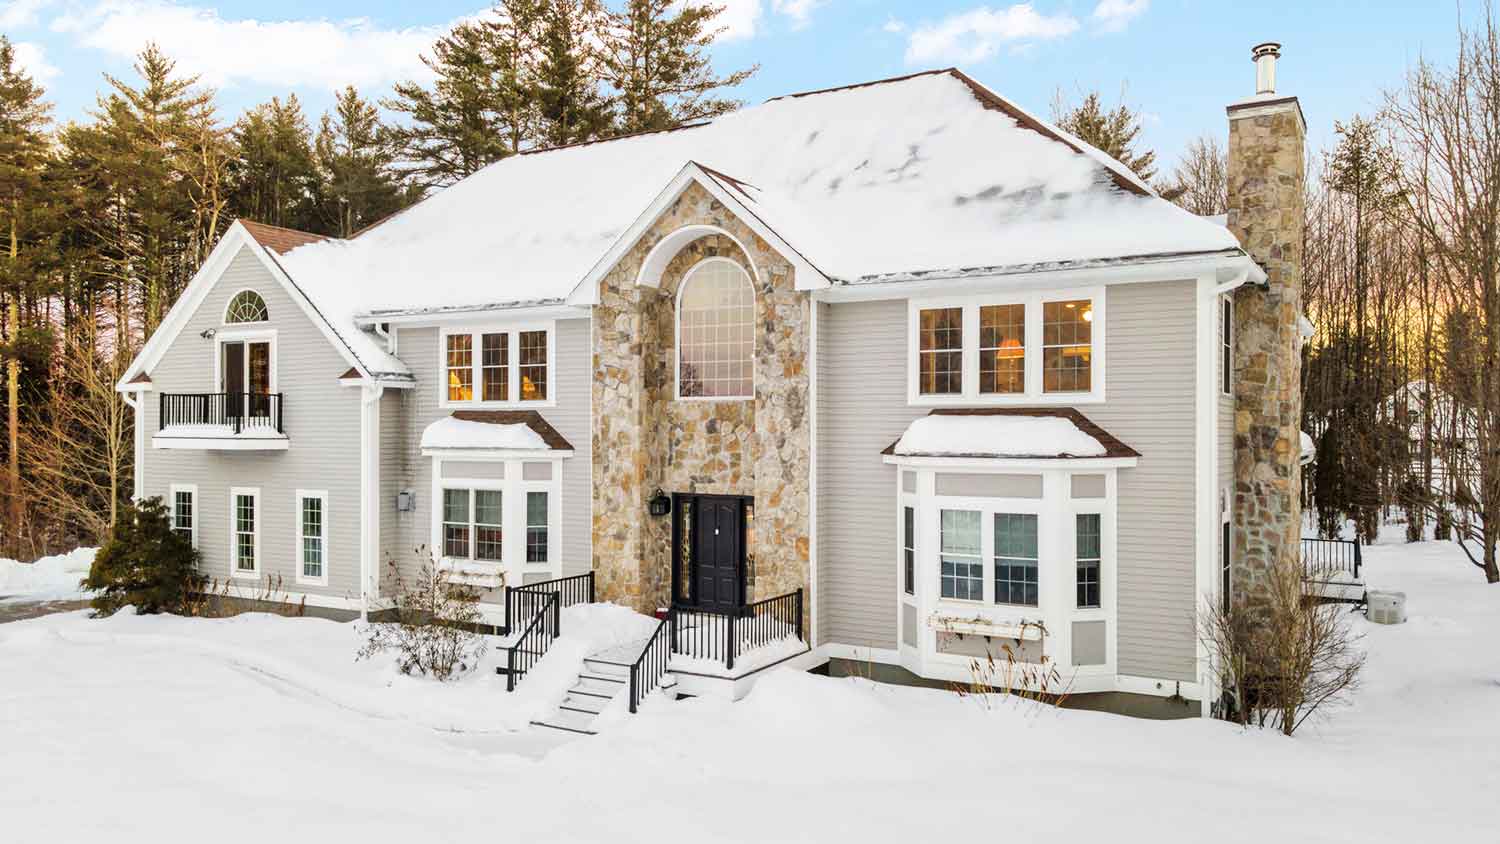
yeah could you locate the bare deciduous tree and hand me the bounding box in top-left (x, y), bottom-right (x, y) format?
top-left (1385, 7), bottom-right (1500, 582)
top-left (1159, 134), bottom-right (1228, 216)
top-left (1202, 557), bottom-right (1365, 735)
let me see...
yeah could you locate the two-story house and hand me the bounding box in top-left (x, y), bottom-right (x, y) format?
top-left (117, 53), bottom-right (1307, 716)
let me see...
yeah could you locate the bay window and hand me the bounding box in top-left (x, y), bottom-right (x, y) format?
top-left (441, 324), bottom-right (554, 406)
top-left (1076, 513), bottom-right (1102, 609)
top-left (993, 513), bottom-right (1039, 607)
top-left (910, 291), bottom-right (1102, 404)
top-left (939, 510), bottom-right (983, 600)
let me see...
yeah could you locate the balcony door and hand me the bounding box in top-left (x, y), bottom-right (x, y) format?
top-left (221, 339), bottom-right (272, 420)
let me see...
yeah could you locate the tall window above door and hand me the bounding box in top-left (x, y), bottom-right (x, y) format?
top-left (440, 324), bottom-right (555, 407)
top-left (909, 291), bottom-right (1103, 405)
top-left (677, 258), bottom-right (754, 400)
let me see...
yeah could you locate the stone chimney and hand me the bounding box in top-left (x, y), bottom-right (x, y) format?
top-left (1227, 42), bottom-right (1305, 603)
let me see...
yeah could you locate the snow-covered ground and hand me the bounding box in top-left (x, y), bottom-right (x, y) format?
top-left (1, 533), bottom-right (1496, 843)
top-left (0, 547), bottom-right (95, 602)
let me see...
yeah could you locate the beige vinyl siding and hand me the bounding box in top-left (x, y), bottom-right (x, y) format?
top-left (140, 245), bottom-right (363, 599)
top-left (817, 300), bottom-right (927, 650)
top-left (815, 280), bottom-right (1202, 681)
top-left (1082, 280), bottom-right (1198, 682)
top-left (379, 317), bottom-right (593, 599)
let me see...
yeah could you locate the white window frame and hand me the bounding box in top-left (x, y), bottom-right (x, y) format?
top-left (429, 456), bottom-right (565, 583)
top-left (931, 495), bottom-right (1048, 610)
top-left (229, 486), bottom-right (261, 579)
top-left (1073, 511), bottom-right (1103, 610)
top-left (438, 320), bottom-right (557, 409)
top-left (907, 286), bottom-right (1106, 406)
top-left (295, 489), bottom-right (329, 587)
top-left (169, 483), bottom-right (198, 550)
top-left (223, 289), bottom-right (270, 324)
top-left (1220, 295), bottom-right (1233, 396)
top-left (674, 257), bottom-right (757, 402)
top-left (213, 327), bottom-right (279, 395)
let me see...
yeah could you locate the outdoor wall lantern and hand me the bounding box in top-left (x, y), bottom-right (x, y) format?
top-left (649, 488), bottom-right (671, 517)
top-left (199, 328), bottom-right (216, 339)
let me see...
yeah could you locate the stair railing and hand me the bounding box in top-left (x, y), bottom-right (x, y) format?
top-left (502, 590), bottom-right (560, 692)
top-left (627, 616), bottom-right (672, 714)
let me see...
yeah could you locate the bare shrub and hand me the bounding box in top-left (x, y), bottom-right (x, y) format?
top-left (1202, 557), bottom-right (1365, 735)
top-left (356, 553), bottom-right (487, 681)
top-left (943, 621), bottom-right (1073, 712)
top-left (184, 573), bottom-right (308, 619)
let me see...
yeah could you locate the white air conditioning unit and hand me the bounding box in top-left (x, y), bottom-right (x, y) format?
top-left (1367, 590), bottom-right (1407, 625)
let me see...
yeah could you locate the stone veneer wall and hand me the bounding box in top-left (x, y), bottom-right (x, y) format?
top-left (593, 181), bottom-right (812, 619)
top-left (1227, 97), bottom-right (1306, 602)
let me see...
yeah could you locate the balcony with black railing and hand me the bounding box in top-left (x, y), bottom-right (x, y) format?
top-left (152, 392), bottom-right (288, 450)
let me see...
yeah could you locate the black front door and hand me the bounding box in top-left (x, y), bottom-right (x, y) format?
top-left (688, 495), bottom-right (746, 611)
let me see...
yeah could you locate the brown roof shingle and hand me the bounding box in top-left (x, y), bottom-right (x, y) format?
top-left (881, 407), bottom-right (1140, 460)
top-left (240, 220), bottom-right (330, 255)
top-left (450, 410), bottom-right (574, 452)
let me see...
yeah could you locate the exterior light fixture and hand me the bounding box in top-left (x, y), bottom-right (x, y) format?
top-left (648, 488), bottom-right (672, 517)
top-left (200, 328), bottom-right (217, 339)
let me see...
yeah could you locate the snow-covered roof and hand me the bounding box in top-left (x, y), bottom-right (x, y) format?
top-left (271, 68), bottom-right (1241, 327)
top-left (884, 409), bottom-right (1137, 460)
top-left (419, 411), bottom-right (574, 453)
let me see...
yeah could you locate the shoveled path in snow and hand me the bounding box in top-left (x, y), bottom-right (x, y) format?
top-left (0, 597), bottom-right (89, 624)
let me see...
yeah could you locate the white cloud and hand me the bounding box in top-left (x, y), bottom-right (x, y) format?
top-left (12, 40), bottom-right (59, 81)
top-left (684, 0), bottom-right (763, 41)
top-left (882, 17), bottom-right (906, 34)
top-left (904, 4), bottom-right (1079, 65)
top-left (772, 0), bottom-right (820, 29)
top-left (0, 0), bottom-right (52, 30)
top-left (50, 1), bottom-right (460, 91)
top-left (1091, 0), bottom-right (1148, 32)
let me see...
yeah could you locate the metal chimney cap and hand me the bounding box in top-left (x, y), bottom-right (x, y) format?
top-left (1251, 42), bottom-right (1282, 59)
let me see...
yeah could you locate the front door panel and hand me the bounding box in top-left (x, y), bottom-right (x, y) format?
top-left (692, 496), bottom-right (744, 611)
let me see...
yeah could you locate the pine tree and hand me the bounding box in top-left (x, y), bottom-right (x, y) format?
top-left (385, 2), bottom-right (543, 188)
top-left (314, 86), bottom-right (415, 237)
top-left (603, 0), bottom-right (756, 134)
top-left (1051, 88), bottom-right (1158, 183)
top-left (0, 36), bottom-right (53, 557)
top-left (229, 95), bottom-right (319, 230)
top-left (533, 0), bottom-right (614, 147)
top-left (83, 44), bottom-right (219, 335)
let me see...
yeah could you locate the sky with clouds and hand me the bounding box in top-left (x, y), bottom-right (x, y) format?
top-left (0, 1), bottom-right (1487, 167)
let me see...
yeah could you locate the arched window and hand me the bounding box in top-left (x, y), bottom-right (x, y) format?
top-left (225, 290), bottom-right (269, 324)
top-left (677, 258), bottom-right (754, 399)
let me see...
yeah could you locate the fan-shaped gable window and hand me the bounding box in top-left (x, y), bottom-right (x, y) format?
top-left (676, 259), bottom-right (754, 400)
top-left (225, 290), bottom-right (269, 324)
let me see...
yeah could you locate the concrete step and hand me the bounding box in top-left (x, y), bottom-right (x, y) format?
top-left (581, 658), bottom-right (632, 680)
top-left (560, 693), bottom-right (609, 716)
top-left (532, 706), bottom-right (598, 736)
top-left (573, 675), bottom-right (626, 697)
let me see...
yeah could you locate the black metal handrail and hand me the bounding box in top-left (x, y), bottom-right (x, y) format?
top-left (502, 590), bottom-right (559, 692)
top-left (159, 392), bottom-right (284, 435)
top-left (1301, 537), bottom-right (1363, 580)
top-left (669, 588), bottom-right (804, 672)
top-left (628, 616), bottom-right (672, 714)
top-left (504, 571), bottom-right (594, 634)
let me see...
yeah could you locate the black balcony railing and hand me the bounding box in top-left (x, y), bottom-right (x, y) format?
top-left (159, 392), bottom-right (283, 435)
top-left (1301, 537), bottom-right (1362, 580)
top-left (668, 588), bottom-right (804, 672)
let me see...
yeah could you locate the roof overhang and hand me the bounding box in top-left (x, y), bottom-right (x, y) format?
top-left (881, 407), bottom-right (1141, 466)
top-left (818, 250), bottom-right (1262, 304)
top-left (567, 161), bottom-right (832, 306)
